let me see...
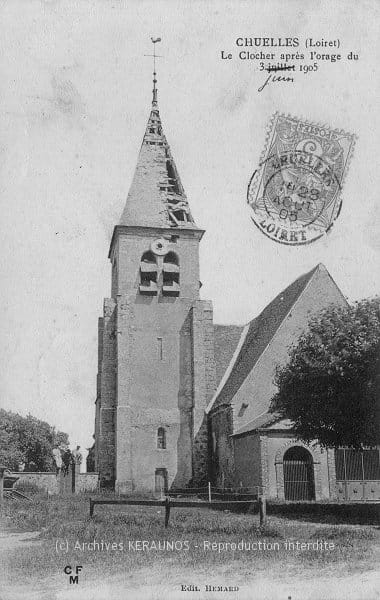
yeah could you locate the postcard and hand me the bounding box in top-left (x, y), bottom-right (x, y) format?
top-left (0, 1), bottom-right (379, 599)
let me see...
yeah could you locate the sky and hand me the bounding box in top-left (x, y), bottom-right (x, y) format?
top-left (0, 0), bottom-right (379, 462)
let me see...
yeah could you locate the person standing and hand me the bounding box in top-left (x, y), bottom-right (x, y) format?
top-left (52, 444), bottom-right (62, 475)
top-left (72, 445), bottom-right (82, 467)
top-left (62, 446), bottom-right (72, 476)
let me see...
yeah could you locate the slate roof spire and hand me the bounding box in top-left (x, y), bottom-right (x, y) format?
top-left (119, 39), bottom-right (197, 229)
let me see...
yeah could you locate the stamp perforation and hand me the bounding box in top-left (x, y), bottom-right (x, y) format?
top-left (247, 113), bottom-right (356, 245)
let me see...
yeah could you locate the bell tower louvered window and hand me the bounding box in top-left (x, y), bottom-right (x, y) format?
top-left (139, 251), bottom-right (158, 295)
top-left (162, 252), bottom-right (180, 296)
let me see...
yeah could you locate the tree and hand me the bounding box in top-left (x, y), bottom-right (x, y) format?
top-left (0, 409), bottom-right (69, 471)
top-left (271, 297), bottom-right (380, 449)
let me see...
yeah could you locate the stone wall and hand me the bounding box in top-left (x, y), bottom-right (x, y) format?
top-left (209, 406), bottom-right (235, 487)
top-left (98, 298), bottom-right (117, 487)
top-left (267, 433), bottom-right (330, 500)
top-left (191, 300), bottom-right (215, 485)
top-left (13, 472), bottom-right (59, 494)
top-left (103, 230), bottom-right (214, 494)
top-left (12, 471), bottom-right (99, 494)
top-left (232, 432), bottom-right (333, 500)
top-left (192, 416), bottom-right (209, 486)
top-left (113, 294), bottom-right (197, 493)
top-left (326, 448), bottom-right (337, 500)
top-left (176, 311), bottom-right (194, 489)
top-left (94, 316), bottom-right (104, 472)
top-left (77, 473), bottom-right (99, 493)
top-left (233, 433), bottom-right (262, 491)
top-left (96, 223), bottom-right (217, 493)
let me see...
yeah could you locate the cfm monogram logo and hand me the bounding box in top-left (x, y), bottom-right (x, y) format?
top-left (64, 565), bottom-right (83, 584)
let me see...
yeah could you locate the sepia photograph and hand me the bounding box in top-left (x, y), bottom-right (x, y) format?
top-left (0, 1), bottom-right (379, 599)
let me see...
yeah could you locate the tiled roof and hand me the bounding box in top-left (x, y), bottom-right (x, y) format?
top-left (208, 264), bottom-right (323, 413)
top-left (232, 412), bottom-right (283, 435)
top-left (119, 106), bottom-right (197, 229)
top-left (213, 325), bottom-right (244, 389)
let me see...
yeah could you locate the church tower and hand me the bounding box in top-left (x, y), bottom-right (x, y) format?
top-left (94, 47), bottom-right (215, 493)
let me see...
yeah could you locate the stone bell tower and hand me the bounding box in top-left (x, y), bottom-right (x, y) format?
top-left (94, 45), bottom-right (215, 493)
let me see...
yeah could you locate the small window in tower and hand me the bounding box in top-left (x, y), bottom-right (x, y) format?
top-left (157, 427), bottom-right (166, 450)
top-left (157, 337), bottom-right (163, 360)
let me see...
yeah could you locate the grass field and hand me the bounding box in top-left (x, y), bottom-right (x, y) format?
top-left (1, 492), bottom-right (379, 599)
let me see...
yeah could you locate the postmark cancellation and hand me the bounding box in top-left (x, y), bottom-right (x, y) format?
top-left (247, 114), bottom-right (356, 245)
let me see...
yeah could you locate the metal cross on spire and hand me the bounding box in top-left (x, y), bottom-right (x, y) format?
top-left (144, 37), bottom-right (162, 107)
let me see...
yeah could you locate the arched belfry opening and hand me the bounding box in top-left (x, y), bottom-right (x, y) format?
top-left (139, 251), bottom-right (158, 295)
top-left (163, 252), bottom-right (180, 296)
top-left (283, 446), bottom-right (315, 501)
top-left (164, 251), bottom-right (179, 266)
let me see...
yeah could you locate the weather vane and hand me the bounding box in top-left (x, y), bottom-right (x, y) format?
top-left (144, 37), bottom-right (162, 107)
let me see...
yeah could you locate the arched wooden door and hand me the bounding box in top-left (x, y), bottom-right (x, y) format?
top-left (283, 446), bottom-right (315, 501)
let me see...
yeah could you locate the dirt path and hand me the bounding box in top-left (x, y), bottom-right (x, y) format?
top-left (0, 529), bottom-right (43, 552)
top-left (1, 564), bottom-right (379, 600)
top-left (0, 521), bottom-right (378, 600)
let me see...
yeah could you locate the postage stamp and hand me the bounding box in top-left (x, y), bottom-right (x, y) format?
top-left (247, 114), bottom-right (356, 245)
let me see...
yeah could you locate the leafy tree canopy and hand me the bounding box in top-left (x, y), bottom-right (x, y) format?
top-left (0, 409), bottom-right (69, 471)
top-left (271, 297), bottom-right (380, 449)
